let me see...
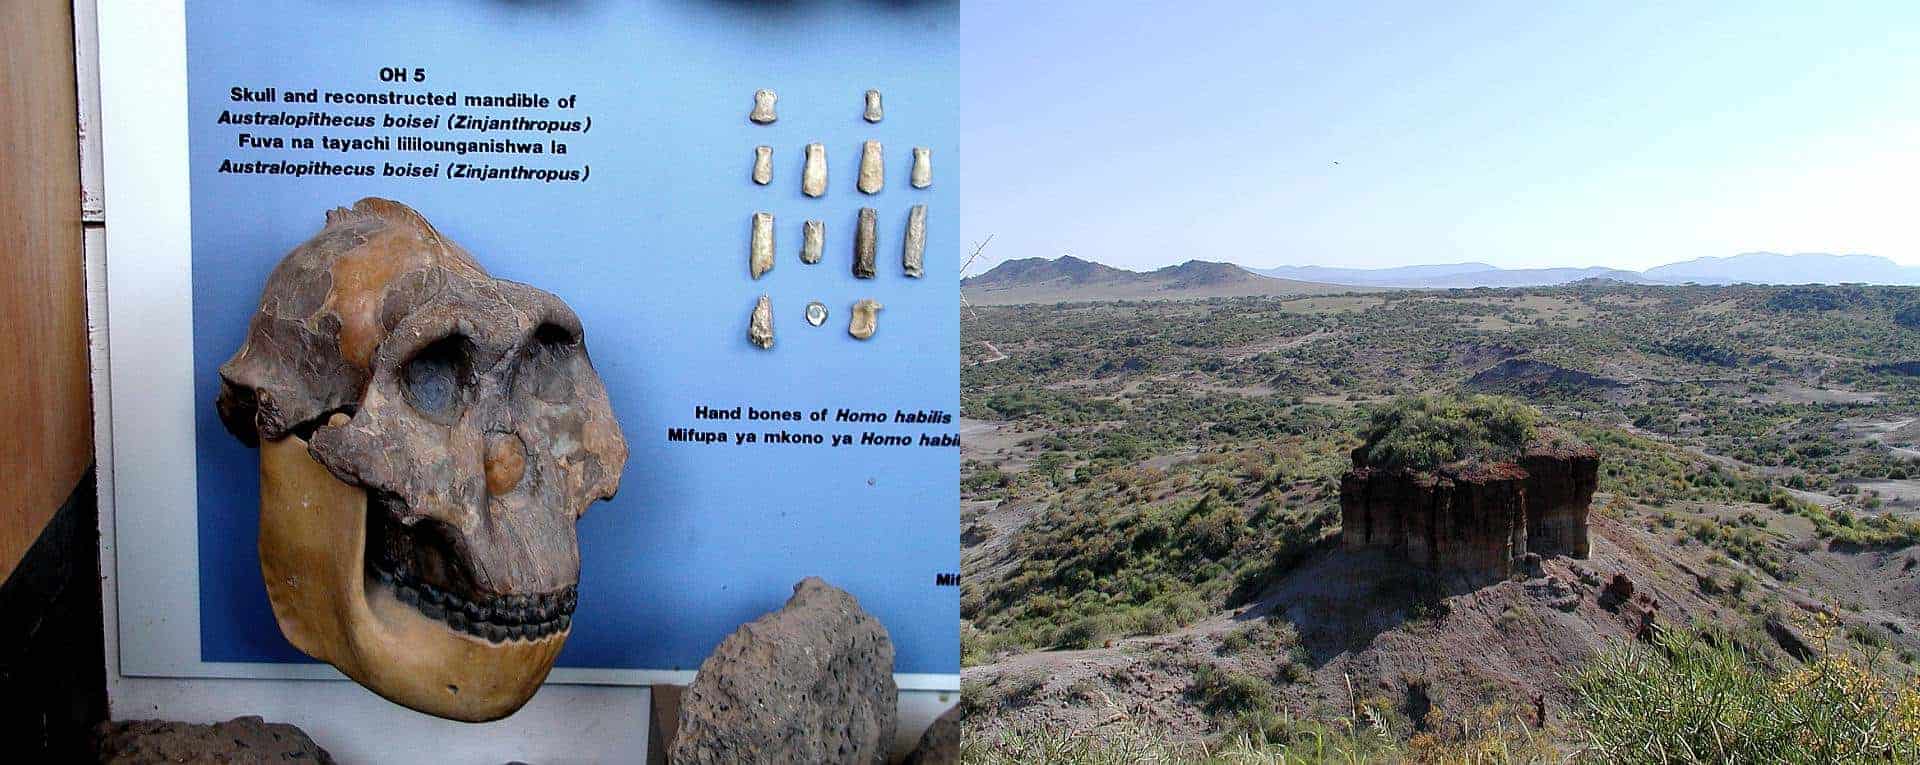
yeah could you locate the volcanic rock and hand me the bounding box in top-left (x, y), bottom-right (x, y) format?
top-left (670, 577), bottom-right (898, 765)
top-left (94, 716), bottom-right (333, 764)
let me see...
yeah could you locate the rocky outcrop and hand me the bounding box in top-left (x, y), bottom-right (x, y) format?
top-left (1467, 358), bottom-right (1623, 395)
top-left (670, 577), bottom-right (898, 765)
top-left (94, 717), bottom-right (333, 764)
top-left (1340, 433), bottom-right (1599, 580)
top-left (1520, 438), bottom-right (1599, 558)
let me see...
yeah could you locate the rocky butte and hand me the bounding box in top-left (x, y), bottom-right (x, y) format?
top-left (1340, 427), bottom-right (1599, 581)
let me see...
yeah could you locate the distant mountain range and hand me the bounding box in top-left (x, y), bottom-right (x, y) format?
top-left (1254, 263), bottom-right (1654, 288)
top-left (963, 252), bottom-right (1920, 305)
top-left (961, 256), bottom-right (1343, 306)
top-left (1642, 253), bottom-right (1920, 285)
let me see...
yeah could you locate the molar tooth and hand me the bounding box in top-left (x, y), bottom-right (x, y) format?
top-left (749, 88), bottom-right (777, 124)
top-left (912, 147), bottom-right (931, 189)
top-left (749, 295), bottom-right (775, 350)
top-left (805, 301), bottom-right (828, 327)
top-left (803, 143), bottom-right (826, 197)
top-left (853, 208), bottom-right (877, 279)
top-left (848, 299), bottom-right (883, 340)
top-left (858, 141), bottom-right (883, 194)
top-left (902, 204), bottom-right (926, 278)
top-left (419, 602), bottom-right (445, 621)
top-left (397, 586), bottom-right (418, 605)
top-left (752, 145), bottom-right (773, 185)
top-left (750, 212), bottom-right (774, 279)
top-left (864, 89), bottom-right (883, 123)
top-left (558, 614), bottom-right (572, 631)
top-left (448, 611), bottom-right (468, 631)
top-left (484, 623), bottom-right (506, 642)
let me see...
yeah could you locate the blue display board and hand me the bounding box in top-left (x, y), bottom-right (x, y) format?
top-left (185, 0), bottom-right (958, 678)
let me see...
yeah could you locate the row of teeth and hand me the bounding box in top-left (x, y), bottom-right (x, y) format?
top-left (372, 569), bottom-right (575, 643)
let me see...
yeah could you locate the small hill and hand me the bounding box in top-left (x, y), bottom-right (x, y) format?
top-left (961, 254), bottom-right (1134, 289)
top-left (1645, 252), bottom-right (1920, 285)
top-left (963, 255), bottom-right (1343, 305)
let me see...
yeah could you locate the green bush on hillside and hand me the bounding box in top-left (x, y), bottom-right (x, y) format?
top-left (1355, 394), bottom-right (1540, 470)
top-left (1571, 621), bottom-right (1920, 763)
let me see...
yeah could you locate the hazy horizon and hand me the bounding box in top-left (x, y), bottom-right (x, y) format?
top-left (962, 2), bottom-right (1920, 273)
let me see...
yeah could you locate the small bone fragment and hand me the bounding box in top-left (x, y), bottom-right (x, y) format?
top-left (848, 299), bottom-right (883, 340)
top-left (801, 220), bottom-right (824, 264)
top-left (749, 89), bottom-right (777, 124)
top-left (750, 212), bottom-right (775, 279)
top-left (853, 208), bottom-right (877, 279)
top-left (911, 147), bottom-right (931, 189)
top-left (902, 204), bottom-right (926, 278)
top-left (805, 301), bottom-right (828, 327)
top-left (752, 146), bottom-right (773, 185)
top-left (858, 141), bottom-right (883, 195)
top-left (864, 90), bottom-right (883, 123)
top-left (749, 295), bottom-right (774, 349)
top-left (803, 143), bottom-right (827, 197)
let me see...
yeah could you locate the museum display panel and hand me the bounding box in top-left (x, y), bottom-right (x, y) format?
top-left (94, 0), bottom-right (957, 749)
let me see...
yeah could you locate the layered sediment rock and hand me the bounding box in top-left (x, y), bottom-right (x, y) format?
top-left (1340, 432), bottom-right (1598, 579)
top-left (1520, 438), bottom-right (1599, 557)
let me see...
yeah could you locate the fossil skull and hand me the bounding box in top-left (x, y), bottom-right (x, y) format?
top-left (215, 198), bottom-right (628, 721)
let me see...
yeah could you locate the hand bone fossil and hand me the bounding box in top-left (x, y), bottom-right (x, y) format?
top-left (753, 145), bottom-right (773, 185)
top-left (911, 147), bottom-right (932, 189)
top-left (749, 88), bottom-right (777, 124)
top-left (858, 140), bottom-right (884, 195)
top-left (848, 299), bottom-right (883, 340)
top-left (803, 143), bottom-right (827, 198)
top-left (853, 207), bottom-right (878, 279)
top-left (215, 198), bottom-right (628, 722)
top-left (751, 212), bottom-right (775, 280)
top-left (864, 89), bottom-right (883, 123)
top-left (902, 204), bottom-right (926, 279)
top-left (802, 220), bottom-right (824, 264)
top-left (749, 294), bottom-right (775, 349)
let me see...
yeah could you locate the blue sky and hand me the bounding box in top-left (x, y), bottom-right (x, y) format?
top-left (962, 2), bottom-right (1920, 272)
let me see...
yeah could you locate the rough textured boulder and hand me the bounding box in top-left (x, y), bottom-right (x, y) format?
top-left (902, 704), bottom-right (959, 765)
top-left (94, 716), bottom-right (332, 763)
top-left (1340, 431), bottom-right (1598, 580)
top-left (670, 577), bottom-right (898, 765)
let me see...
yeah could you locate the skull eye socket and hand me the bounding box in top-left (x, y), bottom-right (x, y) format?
top-left (533, 323), bottom-right (576, 348)
top-left (518, 323), bottom-right (578, 404)
top-left (402, 335), bottom-right (474, 422)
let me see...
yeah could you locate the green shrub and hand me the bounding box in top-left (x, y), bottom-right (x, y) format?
top-left (1355, 394), bottom-right (1539, 469)
top-left (1571, 621), bottom-right (1920, 763)
top-left (1190, 664), bottom-right (1275, 717)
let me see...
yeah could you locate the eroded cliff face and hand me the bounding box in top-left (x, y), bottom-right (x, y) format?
top-left (1520, 440), bottom-right (1599, 558)
top-left (1340, 434), bottom-right (1598, 580)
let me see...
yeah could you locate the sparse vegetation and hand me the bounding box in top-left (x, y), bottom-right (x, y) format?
top-left (1355, 393), bottom-right (1539, 470)
top-left (962, 283), bottom-right (1920, 758)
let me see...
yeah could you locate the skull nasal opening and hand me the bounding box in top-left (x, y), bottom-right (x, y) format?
top-left (484, 431), bottom-right (527, 496)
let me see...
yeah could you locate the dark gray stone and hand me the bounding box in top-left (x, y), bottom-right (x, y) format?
top-left (94, 716), bottom-right (333, 764)
top-left (901, 705), bottom-right (958, 765)
top-left (670, 578), bottom-right (898, 765)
